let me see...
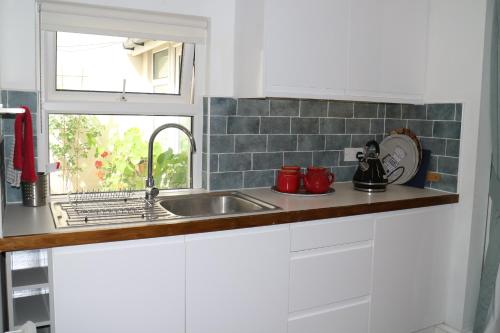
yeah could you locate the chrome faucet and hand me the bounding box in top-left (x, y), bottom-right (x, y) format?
top-left (145, 123), bottom-right (196, 202)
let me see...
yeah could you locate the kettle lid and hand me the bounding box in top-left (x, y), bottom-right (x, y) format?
top-left (364, 140), bottom-right (380, 159)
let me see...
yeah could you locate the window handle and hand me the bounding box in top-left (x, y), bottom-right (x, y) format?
top-left (120, 79), bottom-right (127, 102)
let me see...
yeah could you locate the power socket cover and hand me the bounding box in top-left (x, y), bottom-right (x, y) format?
top-left (344, 147), bottom-right (364, 162)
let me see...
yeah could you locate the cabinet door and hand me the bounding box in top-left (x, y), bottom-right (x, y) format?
top-left (264, 0), bottom-right (349, 97)
top-left (371, 207), bottom-right (452, 333)
top-left (186, 225), bottom-right (289, 333)
top-left (348, 0), bottom-right (429, 100)
top-left (289, 244), bottom-right (372, 312)
top-left (379, 0), bottom-right (429, 98)
top-left (51, 237), bottom-right (185, 333)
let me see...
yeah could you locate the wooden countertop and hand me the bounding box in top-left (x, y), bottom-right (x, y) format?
top-left (0, 183), bottom-right (459, 252)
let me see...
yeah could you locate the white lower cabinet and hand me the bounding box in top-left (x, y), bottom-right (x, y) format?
top-left (371, 207), bottom-right (452, 333)
top-left (185, 225), bottom-right (290, 333)
top-left (289, 244), bottom-right (372, 312)
top-left (48, 205), bottom-right (454, 333)
top-left (50, 236), bottom-right (186, 333)
top-left (288, 216), bottom-right (375, 333)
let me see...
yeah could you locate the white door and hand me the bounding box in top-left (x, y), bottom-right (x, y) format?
top-left (186, 225), bottom-right (289, 333)
top-left (51, 236), bottom-right (186, 333)
top-left (371, 207), bottom-right (452, 333)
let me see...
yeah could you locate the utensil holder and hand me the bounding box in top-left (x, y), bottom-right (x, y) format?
top-left (22, 173), bottom-right (48, 207)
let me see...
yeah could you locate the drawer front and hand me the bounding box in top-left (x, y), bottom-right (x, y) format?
top-left (288, 300), bottom-right (370, 333)
top-left (289, 245), bottom-right (372, 312)
top-left (290, 216), bottom-right (374, 252)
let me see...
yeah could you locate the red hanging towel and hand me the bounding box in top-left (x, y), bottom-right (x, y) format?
top-left (13, 106), bottom-right (37, 183)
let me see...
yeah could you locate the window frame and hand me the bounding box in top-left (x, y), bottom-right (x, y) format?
top-left (36, 6), bottom-right (207, 191)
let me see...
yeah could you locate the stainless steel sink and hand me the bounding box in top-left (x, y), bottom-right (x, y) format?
top-left (51, 191), bottom-right (280, 229)
top-left (158, 192), bottom-right (279, 218)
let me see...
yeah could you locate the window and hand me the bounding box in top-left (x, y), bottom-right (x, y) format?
top-left (39, 2), bottom-right (207, 194)
top-left (48, 114), bottom-right (192, 194)
top-left (153, 49), bottom-right (169, 79)
top-left (56, 32), bottom-right (184, 95)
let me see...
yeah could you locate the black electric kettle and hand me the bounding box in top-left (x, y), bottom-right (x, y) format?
top-left (352, 140), bottom-right (388, 192)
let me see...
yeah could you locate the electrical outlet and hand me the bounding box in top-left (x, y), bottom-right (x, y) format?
top-left (344, 147), bottom-right (364, 162)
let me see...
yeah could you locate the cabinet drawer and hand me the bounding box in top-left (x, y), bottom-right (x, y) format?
top-left (288, 300), bottom-right (369, 333)
top-left (289, 245), bottom-right (372, 312)
top-left (290, 216), bottom-right (374, 251)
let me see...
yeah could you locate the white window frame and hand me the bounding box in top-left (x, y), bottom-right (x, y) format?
top-left (36, 1), bottom-right (208, 190)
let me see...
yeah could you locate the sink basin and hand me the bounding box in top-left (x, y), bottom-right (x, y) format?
top-left (158, 192), bottom-right (280, 217)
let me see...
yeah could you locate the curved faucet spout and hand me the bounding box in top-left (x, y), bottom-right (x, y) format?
top-left (145, 123), bottom-right (196, 201)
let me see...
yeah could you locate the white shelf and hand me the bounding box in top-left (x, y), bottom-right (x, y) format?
top-left (0, 104), bottom-right (24, 114)
top-left (13, 294), bottom-right (50, 328)
top-left (12, 267), bottom-right (49, 290)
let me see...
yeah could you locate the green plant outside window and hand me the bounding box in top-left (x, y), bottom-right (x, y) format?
top-left (49, 114), bottom-right (191, 194)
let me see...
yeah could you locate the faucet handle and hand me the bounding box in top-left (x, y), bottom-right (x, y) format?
top-left (145, 186), bottom-right (159, 201)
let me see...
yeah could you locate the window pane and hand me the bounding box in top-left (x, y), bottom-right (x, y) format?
top-left (48, 114), bottom-right (192, 194)
top-left (153, 49), bottom-right (169, 79)
top-left (56, 32), bottom-right (183, 95)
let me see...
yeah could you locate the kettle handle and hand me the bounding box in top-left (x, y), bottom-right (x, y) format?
top-left (356, 151), bottom-right (364, 161)
top-left (365, 140), bottom-right (380, 154)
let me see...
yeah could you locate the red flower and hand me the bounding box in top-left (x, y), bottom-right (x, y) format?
top-left (95, 160), bottom-right (103, 169)
top-left (101, 151), bottom-right (109, 158)
top-left (97, 170), bottom-right (105, 181)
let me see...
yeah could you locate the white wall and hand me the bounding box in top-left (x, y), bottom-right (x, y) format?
top-left (0, 0), bottom-right (236, 96)
top-left (425, 0), bottom-right (489, 331)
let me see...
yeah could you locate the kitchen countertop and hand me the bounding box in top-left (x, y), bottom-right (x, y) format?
top-left (0, 183), bottom-right (458, 252)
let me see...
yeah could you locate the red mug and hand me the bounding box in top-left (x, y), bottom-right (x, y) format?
top-left (303, 167), bottom-right (335, 194)
top-left (276, 169), bottom-right (301, 193)
top-left (282, 165), bottom-right (301, 172)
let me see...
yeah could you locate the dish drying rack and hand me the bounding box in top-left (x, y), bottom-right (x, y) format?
top-left (67, 189), bottom-right (152, 217)
top-left (50, 189), bottom-right (176, 227)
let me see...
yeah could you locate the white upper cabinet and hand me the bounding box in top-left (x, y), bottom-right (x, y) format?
top-left (349, 0), bottom-right (429, 100)
top-left (236, 0), bottom-right (429, 102)
top-left (263, 0), bottom-right (350, 98)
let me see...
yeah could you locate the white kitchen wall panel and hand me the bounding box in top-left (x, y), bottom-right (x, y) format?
top-left (186, 225), bottom-right (289, 333)
top-left (51, 236), bottom-right (186, 333)
top-left (371, 207), bottom-right (452, 333)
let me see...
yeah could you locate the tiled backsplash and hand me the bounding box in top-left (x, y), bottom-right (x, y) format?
top-left (0, 91), bottom-right (461, 204)
top-left (0, 90), bottom-right (38, 203)
top-left (203, 98), bottom-right (462, 193)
